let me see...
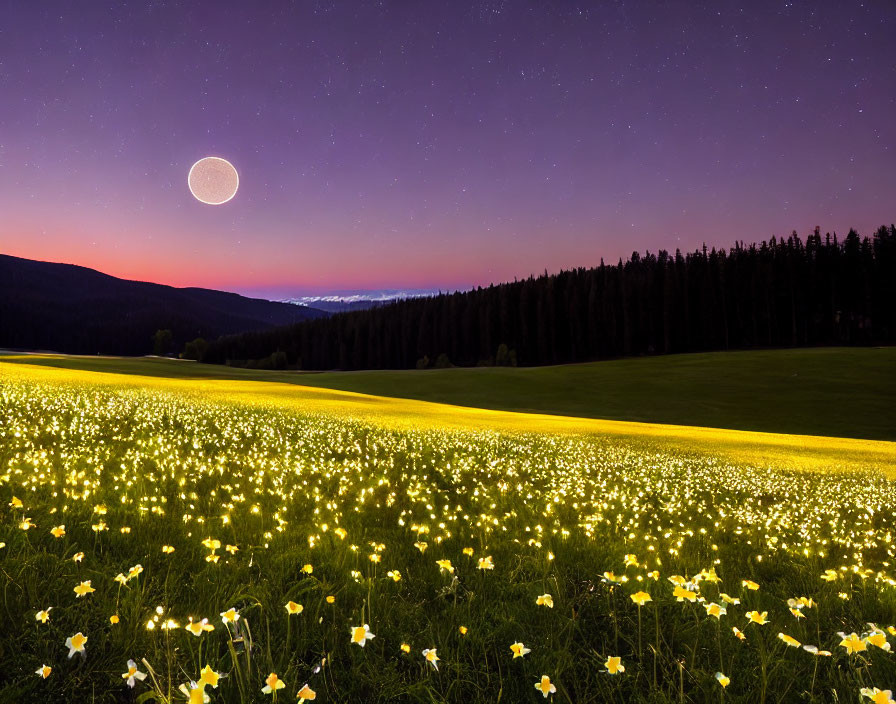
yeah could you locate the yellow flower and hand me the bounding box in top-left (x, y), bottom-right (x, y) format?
top-left (742, 579), bottom-right (760, 591)
top-left (414, 541), bottom-right (428, 553)
top-left (704, 602), bottom-right (726, 619)
top-left (20, 517), bottom-right (35, 531)
top-left (840, 632), bottom-right (867, 654)
top-left (604, 656), bottom-right (624, 674)
top-left (820, 569), bottom-right (838, 582)
top-left (369, 553), bottom-right (381, 563)
top-left (110, 614), bottom-right (120, 625)
top-left (778, 633), bottom-right (801, 647)
top-left (400, 643), bottom-right (411, 654)
top-left (422, 648), bottom-right (439, 670)
top-left (631, 591), bottom-right (652, 606)
top-left (65, 632), bottom-right (87, 658)
top-left (861, 688), bottom-right (895, 704)
top-left (74, 580), bottom-right (95, 598)
top-left (387, 569), bottom-right (402, 582)
top-left (185, 618), bottom-right (215, 636)
top-left (745, 611), bottom-right (768, 625)
top-left (477, 555), bottom-right (494, 570)
top-left (463, 547), bottom-right (474, 556)
top-left (536, 594), bottom-right (554, 608)
top-left (50, 525), bottom-right (65, 538)
top-left (73, 552), bottom-right (84, 562)
top-left (220, 608), bottom-right (239, 624)
top-left (603, 571), bottom-right (627, 583)
top-left (865, 631), bottom-right (890, 651)
top-left (350, 624), bottom-right (375, 647)
top-left (297, 684), bottom-right (317, 700)
top-left (459, 626), bottom-right (468, 635)
top-left (285, 601), bottom-right (303, 615)
top-left (262, 672), bottom-right (285, 694)
top-left (732, 627), bottom-right (746, 640)
top-left (715, 672), bottom-right (730, 688)
top-left (199, 665), bottom-right (220, 688)
top-left (162, 545), bottom-right (175, 554)
top-left (719, 593), bottom-right (740, 605)
top-left (535, 675), bottom-right (556, 698)
top-left (205, 554), bottom-right (220, 564)
top-left (115, 573), bottom-right (128, 585)
top-left (673, 586), bottom-right (698, 602)
top-left (510, 642), bottom-right (531, 658)
top-left (334, 527), bottom-right (347, 539)
top-left (226, 544), bottom-right (238, 554)
top-left (326, 595), bottom-right (335, 604)
top-left (436, 559), bottom-right (454, 573)
top-left (35, 608), bottom-right (52, 624)
top-left (10, 496), bottom-right (23, 509)
top-left (35, 664), bottom-right (52, 679)
top-left (201, 538), bottom-right (221, 551)
top-left (302, 564), bottom-right (313, 574)
top-left (624, 554), bottom-right (639, 567)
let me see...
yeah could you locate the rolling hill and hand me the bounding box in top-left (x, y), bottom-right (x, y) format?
top-left (0, 254), bottom-right (324, 355)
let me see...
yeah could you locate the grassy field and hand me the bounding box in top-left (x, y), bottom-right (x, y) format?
top-left (2, 347), bottom-right (894, 441)
top-left (1, 359), bottom-right (895, 702)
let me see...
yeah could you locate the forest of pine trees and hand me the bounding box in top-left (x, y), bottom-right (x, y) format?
top-left (203, 226), bottom-right (896, 370)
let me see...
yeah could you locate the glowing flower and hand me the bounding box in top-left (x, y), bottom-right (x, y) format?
top-left (285, 601), bottom-right (303, 615)
top-left (604, 656), bottom-right (624, 674)
top-left (459, 625), bottom-right (468, 635)
top-left (436, 559), bottom-right (454, 573)
top-left (226, 544), bottom-right (238, 554)
top-left (719, 593), bottom-right (740, 605)
top-left (745, 611), bottom-right (768, 625)
top-left (742, 579), bottom-right (760, 590)
top-left (861, 688), bottom-right (895, 704)
top-left (423, 648), bottom-right (439, 670)
top-left (351, 624), bottom-right (375, 647)
top-left (715, 672), bottom-right (730, 688)
top-left (535, 675), bottom-right (556, 698)
top-left (840, 632), bottom-right (867, 654)
top-left (162, 545), bottom-right (175, 554)
top-left (110, 614), bottom-right (120, 624)
top-left (127, 564), bottom-right (143, 580)
top-left (865, 630), bottom-right (890, 651)
top-left (262, 672), bottom-right (285, 694)
top-left (536, 594), bottom-right (554, 608)
top-left (179, 681), bottom-right (210, 704)
top-left (631, 591), bottom-right (652, 606)
top-left (414, 541), bottom-right (428, 553)
top-left (50, 525), bottom-right (65, 538)
top-left (334, 527), bottom-right (347, 539)
top-left (220, 608), bottom-right (239, 624)
top-left (10, 496), bottom-right (23, 509)
top-left (326, 595), bottom-right (335, 604)
top-left (510, 642), bottom-right (531, 658)
top-left (35, 608), bottom-right (52, 624)
top-left (603, 571), bottom-right (626, 583)
top-left (732, 627), bottom-right (746, 640)
top-left (201, 538), bottom-right (221, 551)
top-left (74, 580), bottom-right (95, 598)
top-left (820, 569), bottom-right (839, 582)
top-left (478, 556), bottom-right (494, 570)
top-left (73, 552), bottom-right (84, 562)
top-left (400, 643), bottom-right (411, 653)
top-left (20, 517), bottom-right (35, 530)
top-left (65, 632), bottom-right (87, 658)
top-left (297, 684), bottom-right (317, 700)
top-left (624, 554), bottom-right (639, 567)
top-left (778, 633), bottom-right (801, 647)
top-left (704, 602), bottom-right (726, 619)
top-left (673, 586), bottom-right (698, 602)
top-left (122, 659), bottom-right (147, 688)
top-left (301, 564), bottom-right (313, 574)
top-left (199, 665), bottom-right (220, 688)
top-left (463, 547), bottom-right (474, 556)
top-left (186, 618), bottom-right (215, 636)
top-left (387, 569), bottom-right (402, 581)
top-left (35, 664), bottom-right (51, 679)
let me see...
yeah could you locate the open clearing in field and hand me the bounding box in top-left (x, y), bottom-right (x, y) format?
top-left (4, 346), bottom-right (894, 441)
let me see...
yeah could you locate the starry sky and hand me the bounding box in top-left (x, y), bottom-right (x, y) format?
top-left (1, 1), bottom-right (893, 299)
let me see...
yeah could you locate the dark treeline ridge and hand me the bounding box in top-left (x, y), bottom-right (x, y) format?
top-left (204, 226), bottom-right (896, 370)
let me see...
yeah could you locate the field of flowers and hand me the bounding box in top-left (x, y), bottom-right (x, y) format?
top-left (1, 361), bottom-right (895, 703)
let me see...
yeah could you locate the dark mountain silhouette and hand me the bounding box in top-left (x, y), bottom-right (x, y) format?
top-left (204, 225), bottom-right (896, 370)
top-left (0, 254), bottom-right (325, 355)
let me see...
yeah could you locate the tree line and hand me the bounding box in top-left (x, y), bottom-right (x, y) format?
top-left (202, 225), bottom-right (896, 370)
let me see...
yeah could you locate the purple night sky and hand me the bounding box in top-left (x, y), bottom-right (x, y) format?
top-left (0, 1), bottom-right (893, 299)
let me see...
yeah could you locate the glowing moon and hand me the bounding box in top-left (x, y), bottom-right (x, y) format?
top-left (188, 156), bottom-right (239, 205)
